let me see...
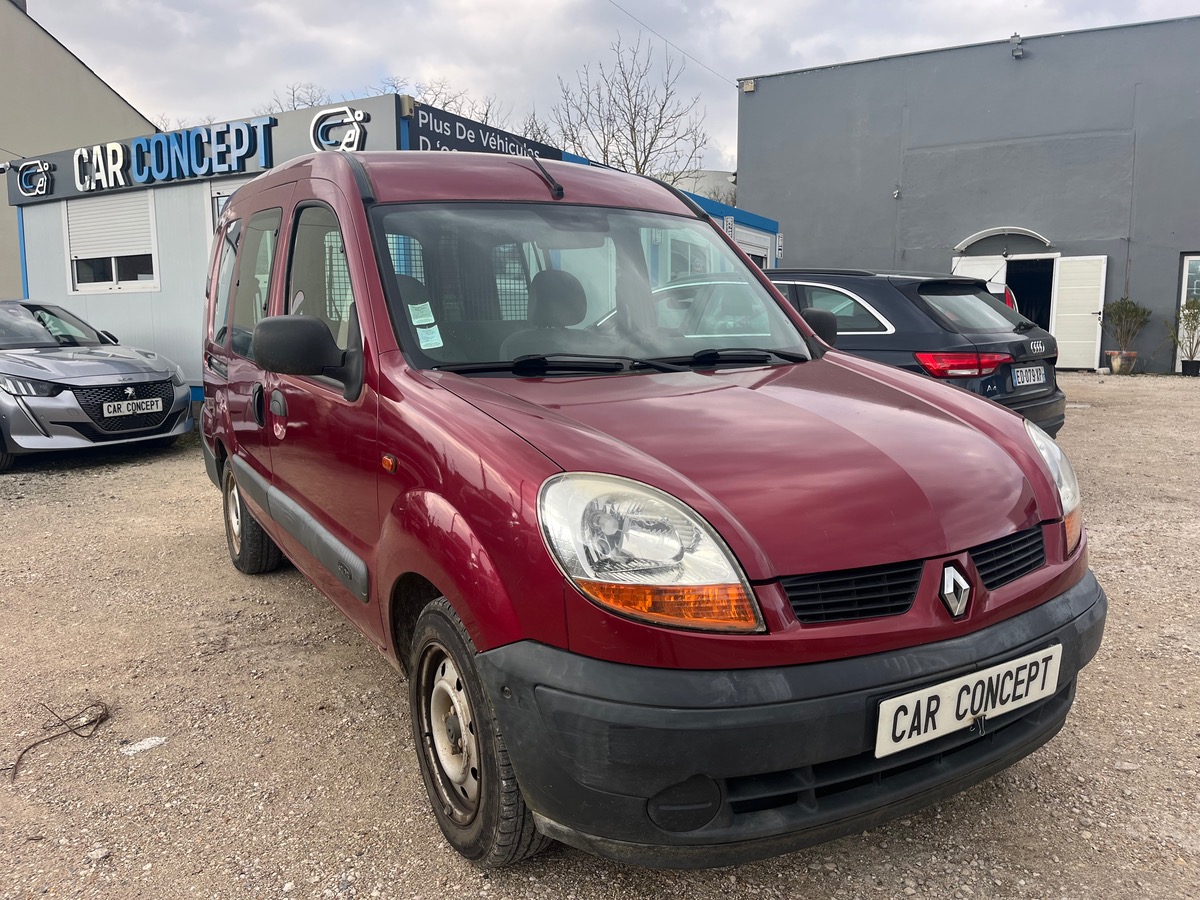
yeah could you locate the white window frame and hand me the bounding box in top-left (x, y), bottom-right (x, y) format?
top-left (61, 191), bottom-right (161, 295)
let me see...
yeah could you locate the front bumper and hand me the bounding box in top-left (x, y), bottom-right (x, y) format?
top-left (475, 570), bottom-right (1106, 868)
top-left (0, 380), bottom-right (193, 456)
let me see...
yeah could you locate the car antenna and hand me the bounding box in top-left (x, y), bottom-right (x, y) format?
top-left (528, 155), bottom-right (564, 200)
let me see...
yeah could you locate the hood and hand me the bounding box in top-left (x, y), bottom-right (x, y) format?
top-left (429, 356), bottom-right (1052, 581)
top-left (0, 345), bottom-right (176, 384)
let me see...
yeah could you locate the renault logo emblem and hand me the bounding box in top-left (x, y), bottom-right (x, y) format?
top-left (940, 563), bottom-right (971, 617)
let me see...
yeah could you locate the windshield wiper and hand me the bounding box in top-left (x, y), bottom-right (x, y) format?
top-left (1013, 320), bottom-right (1037, 333)
top-left (433, 353), bottom-right (687, 376)
top-left (656, 347), bottom-right (810, 368)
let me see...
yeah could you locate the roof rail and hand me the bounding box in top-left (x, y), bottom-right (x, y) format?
top-left (772, 267), bottom-right (877, 276)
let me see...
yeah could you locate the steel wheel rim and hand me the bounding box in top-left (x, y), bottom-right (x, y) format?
top-left (224, 471), bottom-right (243, 556)
top-left (419, 643), bottom-right (480, 823)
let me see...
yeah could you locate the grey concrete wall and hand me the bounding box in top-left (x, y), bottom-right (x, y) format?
top-left (738, 17), bottom-right (1200, 371)
top-left (0, 2), bottom-right (153, 296)
top-left (23, 181), bottom-right (212, 385)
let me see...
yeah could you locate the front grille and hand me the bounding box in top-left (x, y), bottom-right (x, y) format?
top-left (62, 407), bottom-right (185, 443)
top-left (782, 560), bottom-right (923, 624)
top-left (71, 380), bottom-right (174, 432)
top-left (969, 527), bottom-right (1045, 589)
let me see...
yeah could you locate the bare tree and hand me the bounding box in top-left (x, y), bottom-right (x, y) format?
top-left (518, 106), bottom-right (556, 144)
top-left (698, 183), bottom-right (737, 206)
top-left (550, 35), bottom-right (708, 184)
top-left (150, 112), bottom-right (216, 132)
top-left (253, 82), bottom-right (330, 115)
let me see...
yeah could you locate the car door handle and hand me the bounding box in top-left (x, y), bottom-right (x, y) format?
top-left (251, 383), bottom-right (265, 427)
top-left (270, 390), bottom-right (288, 418)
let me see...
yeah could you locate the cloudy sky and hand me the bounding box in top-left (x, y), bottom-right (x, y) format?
top-left (29, 0), bottom-right (1199, 170)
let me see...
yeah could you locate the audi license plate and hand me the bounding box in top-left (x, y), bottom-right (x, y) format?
top-left (874, 644), bottom-right (1062, 758)
top-left (103, 398), bottom-right (164, 417)
top-left (1012, 365), bottom-right (1047, 387)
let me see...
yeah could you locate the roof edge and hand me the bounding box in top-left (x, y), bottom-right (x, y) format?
top-left (738, 14), bottom-right (1200, 82)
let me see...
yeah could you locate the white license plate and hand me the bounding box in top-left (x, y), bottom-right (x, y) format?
top-left (1012, 365), bottom-right (1047, 387)
top-left (102, 398), bottom-right (164, 417)
top-left (875, 644), bottom-right (1062, 758)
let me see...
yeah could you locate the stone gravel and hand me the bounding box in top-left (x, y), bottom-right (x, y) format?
top-left (1, 372), bottom-right (1197, 899)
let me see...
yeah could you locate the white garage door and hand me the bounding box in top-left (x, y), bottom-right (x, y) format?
top-left (1051, 256), bottom-right (1107, 369)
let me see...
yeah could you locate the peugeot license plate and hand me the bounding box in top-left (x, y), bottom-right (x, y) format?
top-left (875, 644), bottom-right (1062, 758)
top-left (103, 398), bottom-right (164, 417)
top-left (1012, 365), bottom-right (1046, 387)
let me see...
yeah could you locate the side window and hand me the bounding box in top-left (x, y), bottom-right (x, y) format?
top-left (230, 209), bottom-right (281, 359)
top-left (805, 286), bottom-right (889, 334)
top-left (287, 205), bottom-right (356, 352)
top-left (210, 219), bottom-right (242, 344)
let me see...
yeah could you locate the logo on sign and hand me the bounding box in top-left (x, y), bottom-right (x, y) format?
top-left (310, 106), bottom-right (369, 152)
top-left (940, 563), bottom-right (971, 618)
top-left (16, 159), bottom-right (53, 197)
top-left (1029, 340), bottom-right (1045, 354)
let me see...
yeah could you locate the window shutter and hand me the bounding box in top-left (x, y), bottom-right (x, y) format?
top-left (66, 193), bottom-right (154, 260)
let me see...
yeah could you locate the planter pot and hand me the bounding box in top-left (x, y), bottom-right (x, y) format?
top-left (1183, 359), bottom-right (1200, 377)
top-left (1106, 350), bottom-right (1138, 375)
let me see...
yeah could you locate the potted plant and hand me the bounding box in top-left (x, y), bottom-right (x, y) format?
top-left (1102, 296), bottom-right (1152, 374)
top-left (1166, 297), bottom-right (1200, 376)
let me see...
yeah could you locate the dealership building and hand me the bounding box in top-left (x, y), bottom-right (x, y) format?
top-left (6, 94), bottom-right (780, 398)
top-left (737, 16), bottom-right (1200, 372)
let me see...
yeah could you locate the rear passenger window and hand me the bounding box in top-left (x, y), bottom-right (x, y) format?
top-left (805, 287), bottom-right (889, 333)
top-left (230, 210), bottom-right (281, 359)
top-left (287, 205), bottom-right (357, 352)
top-left (210, 219), bottom-right (242, 344)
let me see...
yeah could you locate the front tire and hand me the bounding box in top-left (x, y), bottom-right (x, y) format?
top-left (410, 598), bottom-right (550, 867)
top-left (221, 459), bottom-right (282, 574)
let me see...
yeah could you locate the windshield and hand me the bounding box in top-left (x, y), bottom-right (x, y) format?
top-left (368, 203), bottom-right (808, 371)
top-left (0, 302), bottom-right (104, 350)
top-left (913, 282), bottom-right (1033, 333)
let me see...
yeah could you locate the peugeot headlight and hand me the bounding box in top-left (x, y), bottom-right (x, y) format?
top-left (538, 473), bottom-right (763, 633)
top-left (0, 374), bottom-right (60, 397)
top-left (1024, 420), bottom-right (1083, 553)
top-left (170, 364), bottom-right (187, 387)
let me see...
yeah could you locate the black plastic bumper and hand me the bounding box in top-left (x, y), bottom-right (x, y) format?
top-left (1002, 387), bottom-right (1067, 437)
top-left (475, 571), bottom-right (1106, 868)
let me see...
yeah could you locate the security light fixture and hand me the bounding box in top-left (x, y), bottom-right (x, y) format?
top-left (1011, 33), bottom-right (1023, 59)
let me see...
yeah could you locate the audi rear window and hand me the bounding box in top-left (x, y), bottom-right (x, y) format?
top-left (913, 282), bottom-right (1031, 334)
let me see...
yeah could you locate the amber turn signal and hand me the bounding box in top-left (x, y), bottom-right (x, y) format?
top-left (575, 580), bottom-right (764, 633)
top-left (1065, 505), bottom-right (1083, 555)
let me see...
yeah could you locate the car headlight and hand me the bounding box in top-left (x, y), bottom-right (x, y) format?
top-left (1024, 420), bottom-right (1083, 553)
top-left (170, 364), bottom-right (187, 387)
top-left (538, 473), bottom-right (764, 633)
top-left (0, 374), bottom-right (60, 397)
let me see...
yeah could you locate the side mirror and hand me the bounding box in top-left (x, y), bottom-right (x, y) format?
top-left (252, 314), bottom-right (364, 402)
top-left (801, 308), bottom-right (838, 347)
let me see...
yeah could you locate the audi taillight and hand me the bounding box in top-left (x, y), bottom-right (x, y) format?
top-left (914, 352), bottom-right (1013, 378)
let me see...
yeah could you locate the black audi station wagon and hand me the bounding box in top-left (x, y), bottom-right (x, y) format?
top-left (766, 270), bottom-right (1066, 436)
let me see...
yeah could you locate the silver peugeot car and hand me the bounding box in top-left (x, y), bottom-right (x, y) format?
top-left (0, 300), bottom-right (193, 472)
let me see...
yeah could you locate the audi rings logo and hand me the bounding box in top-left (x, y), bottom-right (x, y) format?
top-left (310, 106), bottom-right (369, 152)
top-left (939, 563), bottom-right (971, 618)
top-left (16, 159), bottom-right (54, 198)
top-left (1029, 340), bottom-right (1045, 354)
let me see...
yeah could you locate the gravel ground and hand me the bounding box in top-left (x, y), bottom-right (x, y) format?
top-left (1, 372), bottom-right (1197, 900)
